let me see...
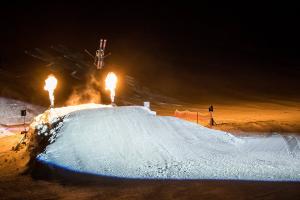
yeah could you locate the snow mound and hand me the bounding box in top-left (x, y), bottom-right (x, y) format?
top-left (34, 105), bottom-right (300, 181)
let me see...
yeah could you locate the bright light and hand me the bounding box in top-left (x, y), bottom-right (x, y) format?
top-left (105, 72), bottom-right (118, 103)
top-left (44, 75), bottom-right (58, 107)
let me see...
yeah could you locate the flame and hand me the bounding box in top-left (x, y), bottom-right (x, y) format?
top-left (44, 75), bottom-right (58, 107)
top-left (105, 72), bottom-right (118, 103)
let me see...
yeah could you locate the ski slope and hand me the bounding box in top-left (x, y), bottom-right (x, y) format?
top-left (34, 105), bottom-right (300, 181)
top-left (0, 97), bottom-right (44, 138)
top-left (0, 97), bottom-right (44, 126)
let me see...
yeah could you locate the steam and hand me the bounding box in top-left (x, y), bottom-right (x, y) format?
top-left (44, 75), bottom-right (57, 107)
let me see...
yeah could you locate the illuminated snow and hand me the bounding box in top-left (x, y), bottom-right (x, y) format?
top-left (34, 105), bottom-right (300, 181)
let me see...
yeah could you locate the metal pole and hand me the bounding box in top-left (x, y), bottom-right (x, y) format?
top-left (23, 115), bottom-right (25, 132)
top-left (210, 111), bottom-right (214, 126)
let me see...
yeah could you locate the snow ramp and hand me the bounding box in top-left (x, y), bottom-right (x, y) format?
top-left (33, 105), bottom-right (300, 181)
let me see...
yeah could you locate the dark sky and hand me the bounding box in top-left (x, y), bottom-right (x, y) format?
top-left (1, 2), bottom-right (300, 102)
top-left (1, 2), bottom-right (299, 64)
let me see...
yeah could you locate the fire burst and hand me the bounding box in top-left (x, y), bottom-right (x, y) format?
top-left (44, 75), bottom-right (58, 108)
top-left (105, 72), bottom-right (118, 103)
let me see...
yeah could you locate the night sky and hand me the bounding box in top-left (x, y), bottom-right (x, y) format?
top-left (1, 2), bottom-right (300, 103)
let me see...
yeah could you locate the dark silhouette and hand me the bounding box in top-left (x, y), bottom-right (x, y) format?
top-left (208, 105), bottom-right (216, 126)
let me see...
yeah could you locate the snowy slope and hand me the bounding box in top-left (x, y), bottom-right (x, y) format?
top-left (34, 105), bottom-right (300, 181)
top-left (0, 97), bottom-right (44, 126)
top-left (0, 97), bottom-right (44, 137)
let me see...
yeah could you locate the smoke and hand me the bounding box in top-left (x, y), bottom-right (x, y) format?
top-left (65, 73), bottom-right (102, 106)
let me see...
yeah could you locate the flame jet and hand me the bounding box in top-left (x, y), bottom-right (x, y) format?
top-left (44, 75), bottom-right (58, 108)
top-left (105, 72), bottom-right (118, 103)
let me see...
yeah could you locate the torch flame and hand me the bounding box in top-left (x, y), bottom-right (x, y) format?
top-left (44, 75), bottom-right (57, 107)
top-left (105, 72), bottom-right (118, 103)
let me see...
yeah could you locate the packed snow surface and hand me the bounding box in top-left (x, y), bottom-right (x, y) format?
top-left (34, 104), bottom-right (300, 181)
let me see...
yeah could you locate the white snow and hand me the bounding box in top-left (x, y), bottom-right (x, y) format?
top-left (34, 104), bottom-right (300, 181)
top-left (31, 103), bottom-right (112, 129)
top-left (0, 97), bottom-right (44, 138)
top-left (0, 97), bottom-right (44, 126)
